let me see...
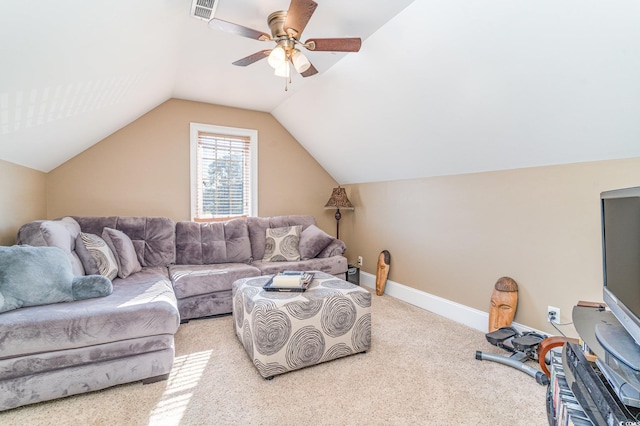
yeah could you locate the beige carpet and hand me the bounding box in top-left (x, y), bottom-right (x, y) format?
top-left (0, 291), bottom-right (548, 425)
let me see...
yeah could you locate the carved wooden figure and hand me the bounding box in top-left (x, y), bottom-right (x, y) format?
top-left (375, 250), bottom-right (390, 296)
top-left (488, 276), bottom-right (518, 332)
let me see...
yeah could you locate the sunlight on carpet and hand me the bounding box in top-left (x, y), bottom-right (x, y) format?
top-left (149, 350), bottom-right (212, 425)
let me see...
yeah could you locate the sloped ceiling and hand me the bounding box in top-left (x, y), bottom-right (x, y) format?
top-left (0, 0), bottom-right (413, 173)
top-left (274, 0), bottom-right (640, 183)
top-left (1, 0), bottom-right (640, 184)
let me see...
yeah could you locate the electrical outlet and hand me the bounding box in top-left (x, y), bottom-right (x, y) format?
top-left (357, 256), bottom-right (363, 267)
top-left (547, 306), bottom-right (560, 323)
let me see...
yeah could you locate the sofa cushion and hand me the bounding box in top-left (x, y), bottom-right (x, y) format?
top-left (0, 335), bottom-right (174, 382)
top-left (76, 233), bottom-right (119, 280)
top-left (0, 245), bottom-right (112, 313)
top-left (102, 227), bottom-right (142, 279)
top-left (317, 238), bottom-right (347, 258)
top-left (169, 263), bottom-right (261, 299)
top-left (73, 216), bottom-right (176, 267)
top-left (247, 215), bottom-right (316, 261)
top-left (262, 225), bottom-right (302, 262)
top-left (16, 217), bottom-right (85, 276)
top-left (252, 256), bottom-right (348, 278)
top-left (299, 225), bottom-right (335, 259)
top-left (175, 219), bottom-right (252, 265)
top-left (0, 267), bottom-right (178, 359)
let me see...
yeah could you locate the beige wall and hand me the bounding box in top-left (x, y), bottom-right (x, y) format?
top-left (342, 157), bottom-right (640, 333)
top-left (46, 98), bottom-right (339, 233)
top-left (10, 96), bottom-right (640, 334)
top-left (0, 159), bottom-right (46, 245)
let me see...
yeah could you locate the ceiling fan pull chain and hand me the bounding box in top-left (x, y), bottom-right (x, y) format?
top-left (285, 60), bottom-right (291, 91)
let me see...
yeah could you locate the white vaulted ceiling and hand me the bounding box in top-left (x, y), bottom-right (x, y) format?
top-left (1, 0), bottom-right (640, 183)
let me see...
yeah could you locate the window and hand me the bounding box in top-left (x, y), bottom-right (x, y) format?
top-left (190, 123), bottom-right (258, 220)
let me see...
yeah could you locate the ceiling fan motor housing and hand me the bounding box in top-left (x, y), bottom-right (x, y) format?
top-left (268, 11), bottom-right (289, 39)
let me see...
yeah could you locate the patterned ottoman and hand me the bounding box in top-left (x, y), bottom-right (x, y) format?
top-left (232, 271), bottom-right (371, 379)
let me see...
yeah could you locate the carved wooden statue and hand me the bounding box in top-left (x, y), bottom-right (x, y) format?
top-left (488, 276), bottom-right (518, 332)
top-left (375, 250), bottom-right (390, 296)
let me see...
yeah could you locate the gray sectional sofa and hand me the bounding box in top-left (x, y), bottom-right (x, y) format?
top-left (0, 214), bottom-right (347, 411)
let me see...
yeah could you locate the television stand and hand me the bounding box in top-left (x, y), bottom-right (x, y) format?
top-left (546, 306), bottom-right (640, 425)
top-left (595, 321), bottom-right (640, 407)
top-left (595, 321), bottom-right (640, 372)
top-left (596, 359), bottom-right (640, 408)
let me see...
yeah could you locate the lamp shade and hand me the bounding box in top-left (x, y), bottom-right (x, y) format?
top-left (292, 49), bottom-right (311, 73)
top-left (324, 187), bottom-right (354, 210)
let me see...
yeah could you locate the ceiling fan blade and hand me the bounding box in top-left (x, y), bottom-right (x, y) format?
top-left (232, 50), bottom-right (271, 66)
top-left (305, 38), bottom-right (362, 52)
top-left (300, 63), bottom-right (318, 78)
top-left (209, 18), bottom-right (271, 41)
top-left (284, 0), bottom-right (318, 38)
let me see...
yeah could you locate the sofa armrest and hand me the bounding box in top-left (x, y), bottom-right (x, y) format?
top-left (317, 239), bottom-right (346, 258)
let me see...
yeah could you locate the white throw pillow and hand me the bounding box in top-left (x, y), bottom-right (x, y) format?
top-left (262, 225), bottom-right (302, 262)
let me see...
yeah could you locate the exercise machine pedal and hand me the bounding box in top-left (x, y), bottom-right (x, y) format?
top-left (485, 327), bottom-right (517, 346)
top-left (512, 332), bottom-right (545, 352)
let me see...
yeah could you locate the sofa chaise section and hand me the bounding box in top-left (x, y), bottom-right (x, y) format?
top-left (0, 266), bottom-right (179, 411)
top-left (2, 216), bottom-right (181, 411)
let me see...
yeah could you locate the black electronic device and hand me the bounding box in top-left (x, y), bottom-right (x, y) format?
top-left (347, 264), bottom-right (360, 286)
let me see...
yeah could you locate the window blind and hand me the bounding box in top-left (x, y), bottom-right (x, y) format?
top-left (195, 131), bottom-right (251, 219)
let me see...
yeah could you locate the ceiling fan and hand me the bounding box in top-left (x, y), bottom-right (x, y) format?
top-left (208, 0), bottom-right (361, 86)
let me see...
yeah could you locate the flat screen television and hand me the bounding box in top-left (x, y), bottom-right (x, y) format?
top-left (600, 186), bottom-right (640, 375)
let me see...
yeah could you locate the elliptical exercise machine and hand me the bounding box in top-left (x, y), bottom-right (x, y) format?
top-left (475, 326), bottom-right (549, 386)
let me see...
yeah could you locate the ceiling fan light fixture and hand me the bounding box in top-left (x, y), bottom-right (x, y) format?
top-left (267, 45), bottom-right (286, 69)
top-left (292, 49), bottom-right (311, 73)
top-left (274, 61), bottom-right (290, 78)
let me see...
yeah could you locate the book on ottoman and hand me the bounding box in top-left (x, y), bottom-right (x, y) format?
top-left (264, 271), bottom-right (314, 292)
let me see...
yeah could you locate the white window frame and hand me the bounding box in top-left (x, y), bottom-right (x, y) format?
top-left (190, 123), bottom-right (258, 220)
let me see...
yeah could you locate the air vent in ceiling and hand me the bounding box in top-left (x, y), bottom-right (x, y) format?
top-left (190, 0), bottom-right (218, 21)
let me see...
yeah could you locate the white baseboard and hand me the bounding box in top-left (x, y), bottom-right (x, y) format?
top-left (360, 271), bottom-right (544, 336)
